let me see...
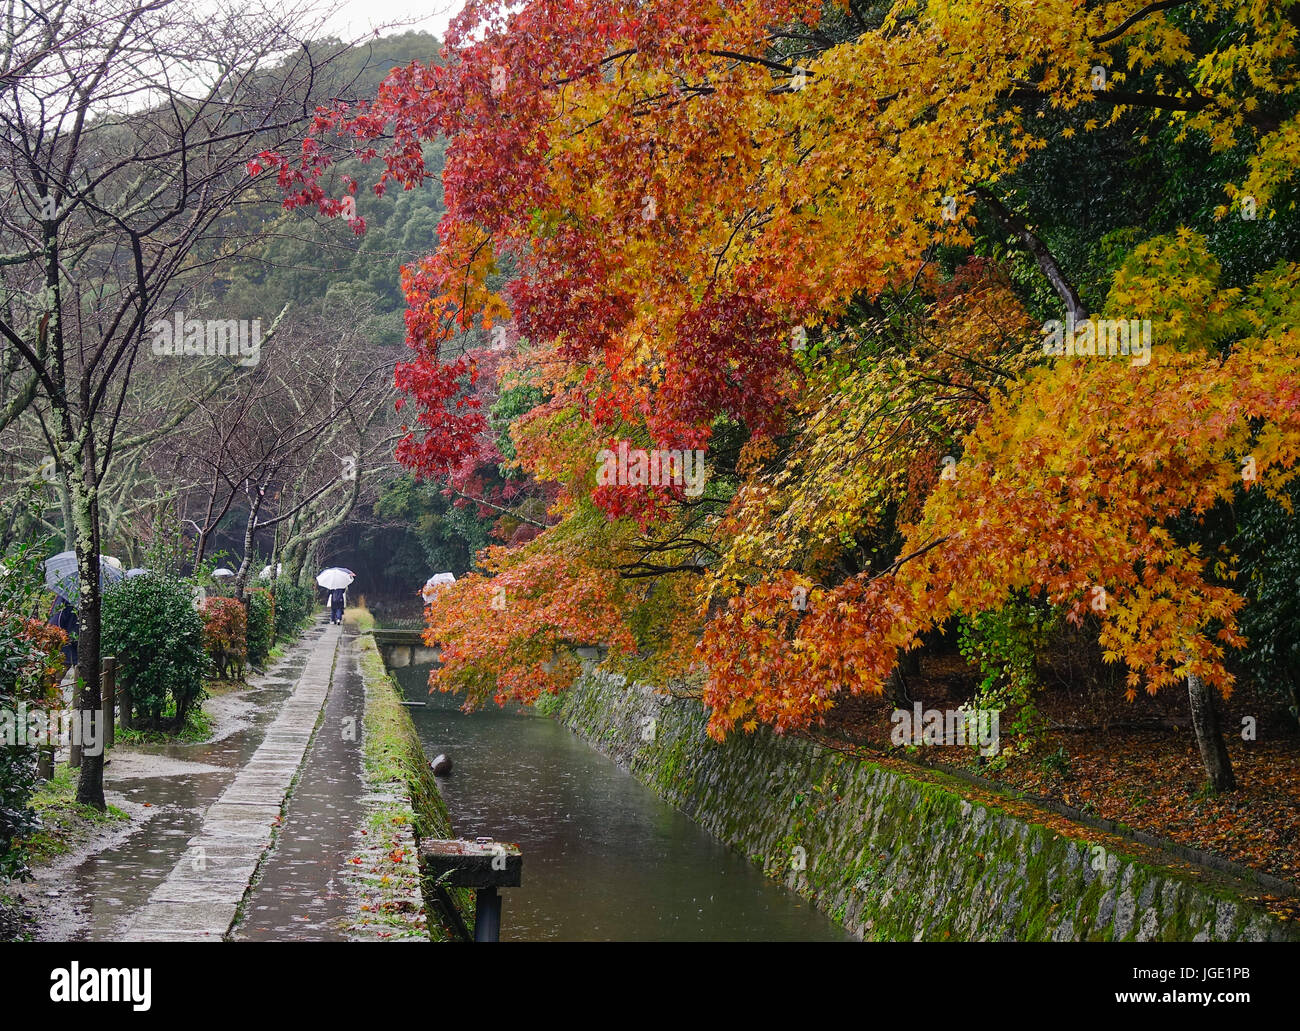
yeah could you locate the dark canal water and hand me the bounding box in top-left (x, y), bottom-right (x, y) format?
top-left (392, 665), bottom-right (849, 942)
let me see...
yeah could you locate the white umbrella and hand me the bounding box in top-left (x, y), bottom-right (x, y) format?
top-left (43, 551), bottom-right (124, 605)
top-left (125, 567), bottom-right (149, 578)
top-left (212, 567), bottom-right (236, 579)
top-left (258, 563), bottom-right (282, 580)
top-left (420, 571), bottom-right (456, 603)
top-left (316, 567), bottom-right (354, 590)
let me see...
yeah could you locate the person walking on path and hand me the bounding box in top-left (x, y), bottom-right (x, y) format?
top-left (328, 586), bottom-right (346, 625)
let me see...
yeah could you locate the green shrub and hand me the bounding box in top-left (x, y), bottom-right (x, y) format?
top-left (957, 595), bottom-right (1056, 756)
top-left (0, 543), bottom-right (66, 879)
top-left (245, 589), bottom-right (274, 668)
top-left (1039, 745), bottom-right (1072, 779)
top-left (200, 597), bottom-right (247, 680)
top-left (1230, 481), bottom-right (1300, 725)
top-left (102, 574), bottom-right (208, 732)
top-left (272, 580), bottom-right (314, 641)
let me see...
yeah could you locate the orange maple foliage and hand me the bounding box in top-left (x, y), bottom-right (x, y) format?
top-left (265, 1), bottom-right (1300, 778)
top-left (702, 324), bottom-right (1300, 736)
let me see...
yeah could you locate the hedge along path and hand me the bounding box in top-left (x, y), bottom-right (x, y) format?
top-left (122, 620), bottom-right (343, 941)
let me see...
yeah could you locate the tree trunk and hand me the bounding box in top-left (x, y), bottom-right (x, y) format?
top-left (283, 540), bottom-right (304, 585)
top-left (192, 525), bottom-right (211, 572)
top-left (59, 480), bottom-right (74, 551)
top-left (233, 488), bottom-right (262, 601)
top-left (1187, 672), bottom-right (1236, 793)
top-left (71, 458), bottom-right (106, 810)
top-left (885, 663), bottom-right (911, 708)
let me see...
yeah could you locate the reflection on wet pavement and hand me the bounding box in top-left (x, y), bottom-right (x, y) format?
top-left (233, 627), bottom-right (366, 940)
top-left (51, 634), bottom-right (323, 941)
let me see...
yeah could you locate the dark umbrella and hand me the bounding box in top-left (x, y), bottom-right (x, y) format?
top-left (43, 551), bottom-right (124, 605)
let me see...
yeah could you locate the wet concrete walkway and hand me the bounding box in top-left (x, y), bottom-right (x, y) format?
top-left (119, 622), bottom-right (344, 941)
top-left (26, 625), bottom-right (327, 940)
top-left (232, 625), bottom-right (366, 940)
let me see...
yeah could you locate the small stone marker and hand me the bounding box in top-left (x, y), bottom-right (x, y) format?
top-left (419, 836), bottom-right (522, 942)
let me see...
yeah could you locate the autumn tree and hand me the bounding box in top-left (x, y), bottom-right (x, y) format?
top-left (270, 0), bottom-right (1300, 790)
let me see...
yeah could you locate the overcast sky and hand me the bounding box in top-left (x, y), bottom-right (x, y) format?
top-left (321, 0), bottom-right (465, 43)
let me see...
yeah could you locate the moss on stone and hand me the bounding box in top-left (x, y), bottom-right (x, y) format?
top-left (551, 668), bottom-right (1298, 942)
top-left (357, 635), bottom-right (473, 941)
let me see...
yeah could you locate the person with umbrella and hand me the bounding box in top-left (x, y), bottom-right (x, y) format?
top-left (316, 567), bottom-right (354, 625)
top-left (44, 551), bottom-right (124, 602)
top-left (43, 551), bottom-right (123, 672)
top-left (48, 591), bottom-right (78, 669)
top-left (420, 572), bottom-right (456, 605)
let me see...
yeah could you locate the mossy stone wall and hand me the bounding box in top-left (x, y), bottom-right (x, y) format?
top-left (557, 671), bottom-right (1297, 942)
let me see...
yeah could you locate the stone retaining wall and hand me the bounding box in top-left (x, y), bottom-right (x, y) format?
top-left (557, 670), bottom-right (1298, 942)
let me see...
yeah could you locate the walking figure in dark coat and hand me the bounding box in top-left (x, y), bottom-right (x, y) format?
top-left (49, 593), bottom-right (78, 668)
top-left (328, 587), bottom-right (346, 625)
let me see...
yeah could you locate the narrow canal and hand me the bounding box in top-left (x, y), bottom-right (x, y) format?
top-left (391, 665), bottom-right (850, 941)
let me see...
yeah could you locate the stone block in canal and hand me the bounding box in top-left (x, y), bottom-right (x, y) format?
top-left (420, 838), bottom-right (522, 888)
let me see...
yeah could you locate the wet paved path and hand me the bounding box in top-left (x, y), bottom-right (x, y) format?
top-left (232, 625), bottom-right (366, 940)
top-left (37, 625), bottom-right (326, 940)
top-left (118, 621), bottom-right (343, 941)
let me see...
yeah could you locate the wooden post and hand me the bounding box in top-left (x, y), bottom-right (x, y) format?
top-left (418, 837), bottom-right (522, 943)
top-left (69, 666), bottom-right (81, 769)
top-left (102, 656), bottom-right (116, 749)
top-left (119, 672), bottom-right (131, 734)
